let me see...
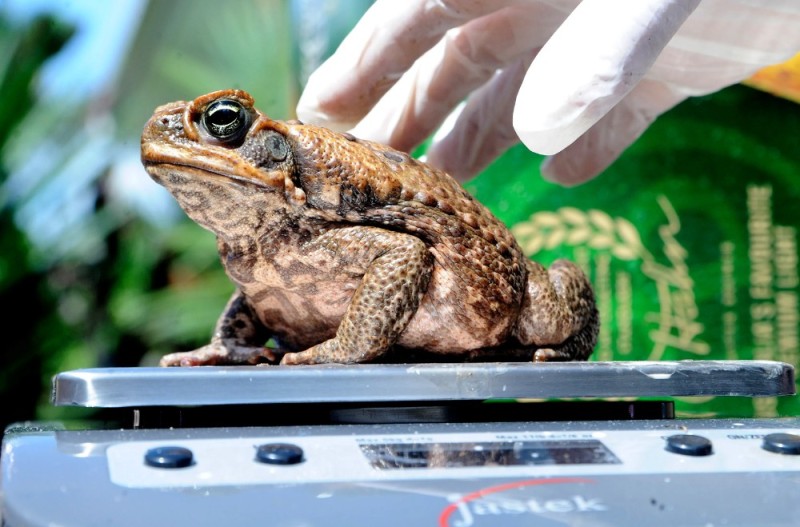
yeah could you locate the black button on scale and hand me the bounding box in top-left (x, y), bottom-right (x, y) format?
top-left (144, 446), bottom-right (194, 468)
top-left (762, 433), bottom-right (800, 455)
top-left (256, 443), bottom-right (304, 465)
top-left (665, 434), bottom-right (713, 456)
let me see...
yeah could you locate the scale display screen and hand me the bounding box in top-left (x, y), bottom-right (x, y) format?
top-left (360, 439), bottom-right (621, 469)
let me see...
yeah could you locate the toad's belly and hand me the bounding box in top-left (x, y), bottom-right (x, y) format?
top-left (245, 279), bottom-right (355, 350)
top-left (398, 266), bottom-right (517, 353)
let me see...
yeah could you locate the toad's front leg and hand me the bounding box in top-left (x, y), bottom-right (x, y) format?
top-left (281, 229), bottom-right (432, 365)
top-left (159, 290), bottom-right (275, 366)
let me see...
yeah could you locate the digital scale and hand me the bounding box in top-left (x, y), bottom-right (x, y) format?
top-left (2, 360), bottom-right (799, 526)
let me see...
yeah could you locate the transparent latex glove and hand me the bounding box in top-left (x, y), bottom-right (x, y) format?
top-left (296, 0), bottom-right (800, 185)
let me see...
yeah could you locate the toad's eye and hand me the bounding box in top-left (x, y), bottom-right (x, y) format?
top-left (201, 99), bottom-right (250, 143)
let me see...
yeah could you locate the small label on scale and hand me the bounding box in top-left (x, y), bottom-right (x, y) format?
top-left (360, 440), bottom-right (621, 469)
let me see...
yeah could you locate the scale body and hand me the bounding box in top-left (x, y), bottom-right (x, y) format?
top-left (2, 360), bottom-right (798, 526)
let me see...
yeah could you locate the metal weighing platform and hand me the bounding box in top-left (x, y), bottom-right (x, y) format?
top-left (2, 360), bottom-right (799, 526)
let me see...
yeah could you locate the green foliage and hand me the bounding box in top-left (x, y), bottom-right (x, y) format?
top-left (0, 15), bottom-right (74, 430)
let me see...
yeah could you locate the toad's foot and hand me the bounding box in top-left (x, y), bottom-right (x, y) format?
top-left (159, 342), bottom-right (278, 366)
top-left (515, 259), bottom-right (599, 361)
top-left (530, 302), bottom-right (600, 362)
top-left (532, 348), bottom-right (573, 362)
top-left (280, 347), bottom-right (320, 366)
top-left (279, 340), bottom-right (342, 365)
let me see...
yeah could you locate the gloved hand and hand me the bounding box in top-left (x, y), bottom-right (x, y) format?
top-left (296, 0), bottom-right (800, 185)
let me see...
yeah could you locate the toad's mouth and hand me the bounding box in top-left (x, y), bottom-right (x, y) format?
top-left (141, 135), bottom-right (282, 189)
top-left (144, 160), bottom-right (270, 189)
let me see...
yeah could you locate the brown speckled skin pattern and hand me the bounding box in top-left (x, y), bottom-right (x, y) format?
top-left (141, 90), bottom-right (598, 366)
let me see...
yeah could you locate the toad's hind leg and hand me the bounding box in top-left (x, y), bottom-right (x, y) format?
top-left (281, 229), bottom-right (433, 365)
top-left (513, 259), bottom-right (599, 361)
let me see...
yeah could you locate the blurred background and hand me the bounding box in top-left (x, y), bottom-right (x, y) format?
top-left (0, 0), bottom-right (371, 429)
top-left (0, 0), bottom-right (798, 430)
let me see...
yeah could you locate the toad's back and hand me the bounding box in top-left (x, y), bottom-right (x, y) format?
top-left (285, 122), bottom-right (527, 311)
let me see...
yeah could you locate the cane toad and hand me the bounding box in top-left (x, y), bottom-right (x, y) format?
top-left (140, 89), bottom-right (598, 366)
